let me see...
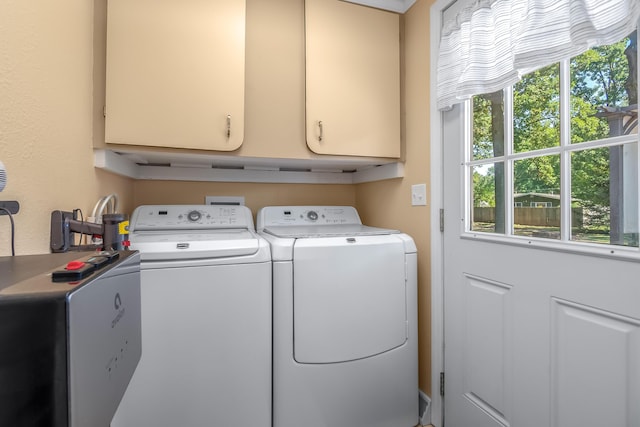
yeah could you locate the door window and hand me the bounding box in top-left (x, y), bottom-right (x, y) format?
top-left (470, 30), bottom-right (639, 251)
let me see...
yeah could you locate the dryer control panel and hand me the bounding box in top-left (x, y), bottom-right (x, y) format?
top-left (258, 206), bottom-right (362, 227)
top-left (129, 205), bottom-right (254, 231)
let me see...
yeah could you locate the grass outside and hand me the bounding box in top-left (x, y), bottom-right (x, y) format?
top-left (472, 222), bottom-right (638, 246)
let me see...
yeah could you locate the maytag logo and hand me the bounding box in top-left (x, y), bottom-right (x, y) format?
top-left (112, 292), bottom-right (125, 329)
top-left (177, 243), bottom-right (190, 249)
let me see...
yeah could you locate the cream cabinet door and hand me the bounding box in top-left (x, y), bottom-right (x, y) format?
top-left (305, 0), bottom-right (400, 158)
top-left (105, 0), bottom-right (245, 151)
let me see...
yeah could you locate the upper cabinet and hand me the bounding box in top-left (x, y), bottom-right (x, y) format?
top-left (305, 0), bottom-right (401, 158)
top-left (105, 0), bottom-right (245, 151)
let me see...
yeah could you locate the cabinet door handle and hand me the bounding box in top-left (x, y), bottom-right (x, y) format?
top-left (318, 120), bottom-right (323, 142)
top-left (226, 115), bottom-right (231, 138)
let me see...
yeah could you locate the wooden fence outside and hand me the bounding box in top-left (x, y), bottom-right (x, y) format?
top-left (474, 207), bottom-right (584, 227)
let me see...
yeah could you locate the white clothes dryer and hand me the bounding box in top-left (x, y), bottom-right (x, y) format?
top-left (111, 205), bottom-right (271, 427)
top-left (257, 206), bottom-right (418, 427)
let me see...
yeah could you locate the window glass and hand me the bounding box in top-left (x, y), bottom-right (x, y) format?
top-left (472, 91), bottom-right (505, 160)
top-left (570, 31), bottom-right (637, 144)
top-left (514, 64), bottom-right (561, 153)
top-left (571, 143), bottom-right (639, 247)
top-left (513, 155), bottom-right (561, 240)
top-left (467, 29), bottom-right (638, 252)
top-left (471, 162), bottom-right (505, 234)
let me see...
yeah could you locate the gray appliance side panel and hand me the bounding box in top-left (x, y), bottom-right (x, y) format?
top-left (112, 261), bottom-right (272, 426)
top-left (67, 255), bottom-right (141, 427)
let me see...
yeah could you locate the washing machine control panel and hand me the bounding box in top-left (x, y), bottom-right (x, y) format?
top-left (259, 206), bottom-right (362, 226)
top-left (130, 205), bottom-right (255, 231)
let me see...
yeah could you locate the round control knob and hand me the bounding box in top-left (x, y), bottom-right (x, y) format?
top-left (187, 210), bottom-right (202, 222)
top-left (306, 210), bottom-right (319, 221)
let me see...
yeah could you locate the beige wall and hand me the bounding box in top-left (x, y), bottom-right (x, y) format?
top-left (357, 0), bottom-right (433, 395)
top-left (0, 0), bottom-right (134, 256)
top-left (133, 181), bottom-right (356, 218)
top-left (0, 0), bottom-right (435, 400)
top-left (240, 0), bottom-right (307, 159)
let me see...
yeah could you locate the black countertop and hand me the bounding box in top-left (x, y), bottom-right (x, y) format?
top-left (0, 252), bottom-right (93, 292)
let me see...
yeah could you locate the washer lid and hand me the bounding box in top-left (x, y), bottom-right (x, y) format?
top-left (262, 224), bottom-right (399, 238)
top-left (129, 229), bottom-right (261, 260)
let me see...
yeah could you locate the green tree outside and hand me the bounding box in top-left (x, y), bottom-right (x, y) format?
top-left (472, 31), bottom-right (637, 243)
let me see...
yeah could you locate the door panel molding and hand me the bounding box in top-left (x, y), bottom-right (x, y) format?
top-left (551, 298), bottom-right (640, 427)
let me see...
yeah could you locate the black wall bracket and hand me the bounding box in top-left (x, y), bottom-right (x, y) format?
top-left (0, 201), bottom-right (20, 215)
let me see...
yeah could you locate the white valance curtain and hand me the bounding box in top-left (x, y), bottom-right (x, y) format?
top-left (437, 0), bottom-right (640, 111)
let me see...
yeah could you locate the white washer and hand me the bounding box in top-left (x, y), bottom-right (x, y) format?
top-left (111, 205), bottom-right (271, 427)
top-left (257, 206), bottom-right (418, 427)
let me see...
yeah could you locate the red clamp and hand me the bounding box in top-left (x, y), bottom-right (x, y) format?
top-left (66, 261), bottom-right (86, 271)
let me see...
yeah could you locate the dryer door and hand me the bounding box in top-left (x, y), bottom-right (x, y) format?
top-left (293, 235), bottom-right (407, 363)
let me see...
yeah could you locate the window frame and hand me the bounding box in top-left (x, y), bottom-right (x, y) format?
top-left (464, 54), bottom-right (640, 261)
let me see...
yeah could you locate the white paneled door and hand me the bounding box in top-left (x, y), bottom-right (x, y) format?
top-left (442, 103), bottom-right (640, 427)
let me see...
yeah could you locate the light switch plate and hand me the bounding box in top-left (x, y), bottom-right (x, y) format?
top-left (411, 184), bottom-right (427, 206)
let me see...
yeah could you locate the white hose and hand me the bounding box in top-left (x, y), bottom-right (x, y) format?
top-left (91, 193), bottom-right (119, 222)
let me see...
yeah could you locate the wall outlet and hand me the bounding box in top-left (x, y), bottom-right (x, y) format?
top-left (0, 200), bottom-right (20, 215)
top-left (411, 184), bottom-right (427, 206)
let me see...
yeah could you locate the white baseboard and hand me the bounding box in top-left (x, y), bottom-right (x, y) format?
top-left (419, 390), bottom-right (431, 425)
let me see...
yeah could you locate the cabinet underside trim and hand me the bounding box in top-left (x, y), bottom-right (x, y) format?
top-left (94, 149), bottom-right (403, 184)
